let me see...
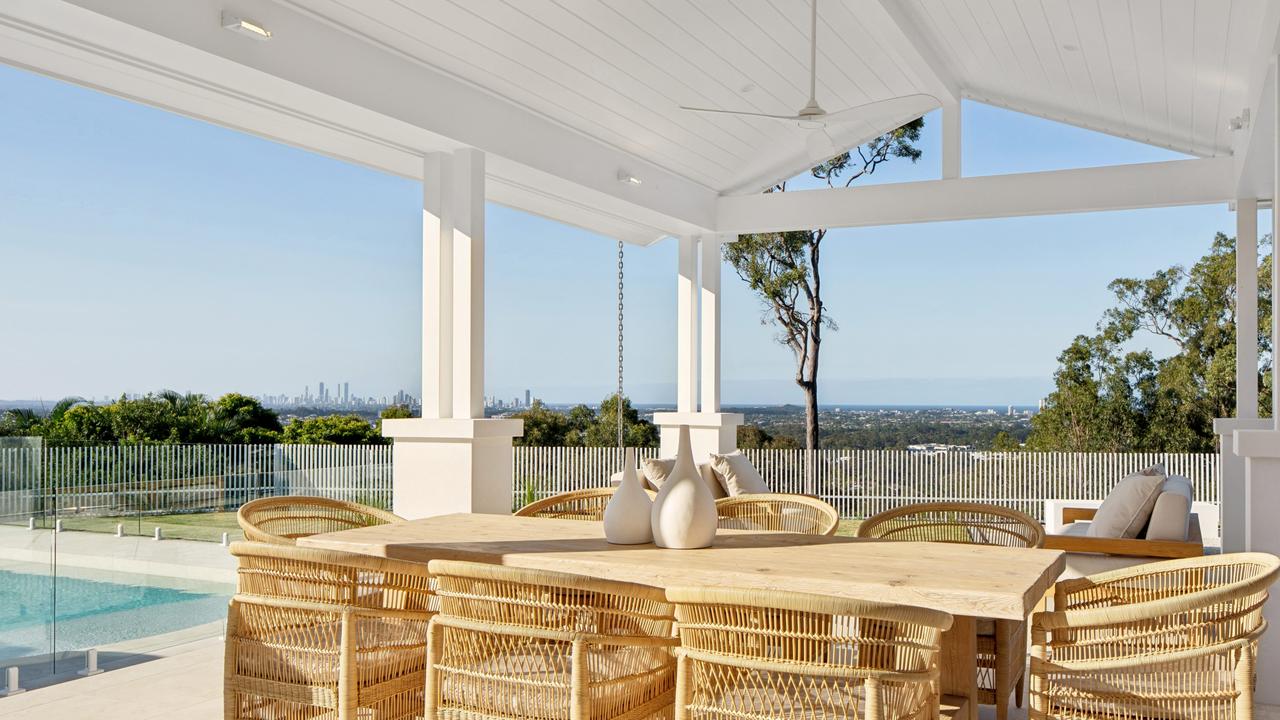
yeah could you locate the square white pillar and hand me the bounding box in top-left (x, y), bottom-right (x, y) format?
top-left (676, 236), bottom-right (698, 413)
top-left (384, 418), bottom-right (521, 517)
top-left (385, 149), bottom-right (521, 519)
top-left (659, 235), bottom-right (741, 461)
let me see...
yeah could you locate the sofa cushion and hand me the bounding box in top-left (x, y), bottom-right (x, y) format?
top-left (709, 451), bottom-right (770, 496)
top-left (640, 458), bottom-right (675, 490)
top-left (1087, 464), bottom-right (1166, 539)
top-left (1143, 475), bottom-right (1193, 541)
top-left (700, 462), bottom-right (728, 499)
top-left (641, 458), bottom-right (727, 499)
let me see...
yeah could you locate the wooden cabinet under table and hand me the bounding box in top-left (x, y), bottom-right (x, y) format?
top-left (299, 513), bottom-right (1065, 720)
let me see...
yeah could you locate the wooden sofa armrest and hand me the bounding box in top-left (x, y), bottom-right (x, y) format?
top-left (1060, 507), bottom-right (1097, 525)
top-left (1043, 522), bottom-right (1203, 559)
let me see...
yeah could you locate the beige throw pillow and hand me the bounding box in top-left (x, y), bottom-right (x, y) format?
top-left (709, 451), bottom-right (770, 496)
top-left (1087, 463), bottom-right (1167, 538)
top-left (640, 458), bottom-right (676, 491)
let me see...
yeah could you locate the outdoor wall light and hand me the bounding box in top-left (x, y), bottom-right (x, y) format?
top-left (1228, 108), bottom-right (1251, 131)
top-left (222, 12), bottom-right (273, 40)
top-left (617, 171), bottom-right (642, 186)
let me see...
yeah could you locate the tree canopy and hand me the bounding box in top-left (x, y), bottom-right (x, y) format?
top-left (0, 391), bottom-right (401, 446)
top-left (0, 391), bottom-right (283, 445)
top-left (511, 394), bottom-right (658, 448)
top-left (1027, 232), bottom-right (1272, 452)
top-left (281, 414), bottom-right (386, 445)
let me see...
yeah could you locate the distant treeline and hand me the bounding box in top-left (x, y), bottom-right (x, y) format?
top-left (0, 391), bottom-right (414, 446)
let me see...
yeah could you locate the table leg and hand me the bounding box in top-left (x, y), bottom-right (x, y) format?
top-left (940, 615), bottom-right (978, 720)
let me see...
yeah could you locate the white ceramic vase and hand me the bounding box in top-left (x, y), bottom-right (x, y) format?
top-left (603, 448), bottom-right (653, 545)
top-left (650, 425), bottom-right (717, 549)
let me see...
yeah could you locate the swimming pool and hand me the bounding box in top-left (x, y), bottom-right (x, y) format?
top-left (0, 564), bottom-right (232, 662)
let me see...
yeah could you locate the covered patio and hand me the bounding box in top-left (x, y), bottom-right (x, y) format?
top-left (4, 0), bottom-right (1280, 718)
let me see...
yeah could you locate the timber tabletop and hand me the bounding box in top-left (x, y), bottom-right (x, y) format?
top-left (298, 512), bottom-right (1064, 620)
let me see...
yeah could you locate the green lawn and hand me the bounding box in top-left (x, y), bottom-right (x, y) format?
top-left (33, 511), bottom-right (243, 543)
top-left (835, 519), bottom-right (862, 537)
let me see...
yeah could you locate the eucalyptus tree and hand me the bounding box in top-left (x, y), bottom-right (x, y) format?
top-left (724, 119), bottom-right (924, 449)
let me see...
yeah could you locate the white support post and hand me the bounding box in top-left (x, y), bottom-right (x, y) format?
top-left (1238, 198), bottom-right (1259, 419)
top-left (676, 236), bottom-right (698, 413)
top-left (421, 152), bottom-right (453, 419)
top-left (1217, 198), bottom-right (1266, 554)
top-left (656, 234), bottom-right (743, 462)
top-left (941, 101), bottom-right (961, 180)
top-left (699, 236), bottom-right (722, 414)
top-left (382, 148), bottom-right (521, 519)
top-left (451, 148), bottom-right (485, 420)
top-left (1232, 59), bottom-right (1280, 705)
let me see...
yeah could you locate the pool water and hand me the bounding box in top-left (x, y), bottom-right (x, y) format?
top-left (0, 567), bottom-right (232, 661)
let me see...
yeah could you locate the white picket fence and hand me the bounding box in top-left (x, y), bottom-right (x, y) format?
top-left (513, 447), bottom-right (1220, 523)
top-left (0, 443), bottom-right (392, 521)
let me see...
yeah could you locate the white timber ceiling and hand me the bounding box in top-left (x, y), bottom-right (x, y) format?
top-left (287, 0), bottom-right (1278, 192)
top-left (281, 0), bottom-right (943, 195)
top-left (898, 0), bottom-right (1272, 158)
top-left (1, 0), bottom-right (1277, 240)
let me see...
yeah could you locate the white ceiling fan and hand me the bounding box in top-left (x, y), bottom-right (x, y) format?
top-left (680, 0), bottom-right (936, 134)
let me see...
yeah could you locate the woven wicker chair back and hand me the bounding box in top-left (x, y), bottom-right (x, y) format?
top-left (237, 495), bottom-right (403, 545)
top-left (857, 501), bottom-right (1046, 548)
top-left (715, 493), bottom-right (840, 535)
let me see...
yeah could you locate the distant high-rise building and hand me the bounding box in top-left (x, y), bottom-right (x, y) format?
top-left (318, 382), bottom-right (326, 403)
top-left (525, 389), bottom-right (531, 407)
top-left (343, 382), bottom-right (349, 405)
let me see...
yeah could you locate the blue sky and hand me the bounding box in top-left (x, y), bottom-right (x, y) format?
top-left (0, 64), bottom-right (1249, 406)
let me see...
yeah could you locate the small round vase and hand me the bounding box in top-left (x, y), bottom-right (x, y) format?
top-left (604, 448), bottom-right (653, 545)
top-left (650, 425), bottom-right (717, 549)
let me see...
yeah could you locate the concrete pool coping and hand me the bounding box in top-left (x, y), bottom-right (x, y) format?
top-left (0, 526), bottom-right (235, 584)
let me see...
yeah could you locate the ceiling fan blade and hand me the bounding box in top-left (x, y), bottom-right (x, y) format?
top-left (805, 128), bottom-right (840, 160)
top-left (679, 105), bottom-right (800, 121)
top-left (818, 93), bottom-right (940, 125)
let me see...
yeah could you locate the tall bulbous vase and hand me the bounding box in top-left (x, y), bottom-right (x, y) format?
top-left (603, 448), bottom-right (653, 545)
top-left (650, 425), bottom-right (717, 549)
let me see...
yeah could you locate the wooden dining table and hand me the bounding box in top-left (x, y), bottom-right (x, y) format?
top-left (300, 512), bottom-right (1065, 720)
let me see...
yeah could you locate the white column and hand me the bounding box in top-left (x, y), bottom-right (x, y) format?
top-left (421, 153), bottom-right (453, 419)
top-left (1238, 198), bottom-right (1259, 419)
top-left (941, 101), bottom-right (961, 180)
top-left (676, 236), bottom-right (698, 413)
top-left (656, 235), bottom-right (743, 463)
top-left (699, 235), bottom-right (723, 413)
top-left (1232, 60), bottom-right (1280, 706)
top-left (451, 148), bottom-right (485, 420)
top-left (1217, 198), bottom-right (1265, 554)
top-left (383, 148), bottom-right (521, 519)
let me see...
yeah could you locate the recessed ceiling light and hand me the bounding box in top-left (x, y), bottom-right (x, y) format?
top-left (222, 12), bottom-right (273, 40)
top-left (617, 171), bottom-right (642, 186)
top-left (1061, 43), bottom-right (1079, 52)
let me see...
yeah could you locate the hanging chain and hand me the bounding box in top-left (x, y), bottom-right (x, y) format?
top-left (616, 240), bottom-right (625, 450)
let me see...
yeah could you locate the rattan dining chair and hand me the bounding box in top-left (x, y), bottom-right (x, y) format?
top-left (237, 495), bottom-right (403, 544)
top-left (1030, 552), bottom-right (1280, 720)
top-left (715, 493), bottom-right (840, 535)
top-left (513, 486), bottom-right (654, 521)
top-left (667, 585), bottom-right (952, 720)
top-left (225, 542), bottom-right (436, 720)
top-left (857, 502), bottom-right (1045, 720)
top-left (425, 559), bottom-right (678, 720)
